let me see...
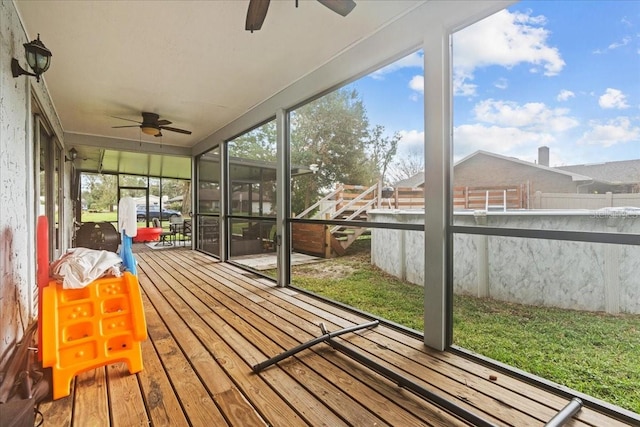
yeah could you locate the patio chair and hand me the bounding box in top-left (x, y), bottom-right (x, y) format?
top-left (169, 216), bottom-right (185, 245)
top-left (153, 218), bottom-right (174, 246)
top-left (181, 219), bottom-right (192, 245)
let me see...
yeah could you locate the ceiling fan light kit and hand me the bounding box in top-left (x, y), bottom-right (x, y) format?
top-left (141, 126), bottom-right (160, 136)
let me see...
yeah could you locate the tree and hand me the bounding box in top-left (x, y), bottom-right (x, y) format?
top-left (366, 125), bottom-right (401, 186)
top-left (388, 146), bottom-right (424, 185)
top-left (212, 89), bottom-right (401, 214)
top-left (227, 121), bottom-right (278, 215)
top-left (179, 180), bottom-right (192, 216)
top-left (290, 89), bottom-right (370, 213)
top-left (229, 122), bottom-right (277, 162)
top-left (82, 173), bottom-right (117, 211)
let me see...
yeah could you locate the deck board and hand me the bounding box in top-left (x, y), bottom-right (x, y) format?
top-left (73, 368), bottom-right (109, 426)
top-left (36, 248), bottom-right (635, 426)
top-left (141, 255), bottom-right (308, 426)
top-left (139, 270), bottom-right (236, 427)
top-left (106, 362), bottom-right (149, 427)
top-left (137, 333), bottom-right (189, 426)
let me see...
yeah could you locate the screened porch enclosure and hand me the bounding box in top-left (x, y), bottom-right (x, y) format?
top-left (5, 0), bottom-right (637, 423)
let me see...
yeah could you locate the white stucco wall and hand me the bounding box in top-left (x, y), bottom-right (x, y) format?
top-left (370, 209), bottom-right (640, 314)
top-left (1, 0), bottom-right (33, 367)
top-left (0, 0), bottom-right (65, 369)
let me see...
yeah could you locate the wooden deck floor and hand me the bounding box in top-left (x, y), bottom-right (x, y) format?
top-left (37, 248), bottom-right (634, 426)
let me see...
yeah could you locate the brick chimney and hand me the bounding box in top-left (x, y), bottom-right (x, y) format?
top-left (538, 146), bottom-right (549, 167)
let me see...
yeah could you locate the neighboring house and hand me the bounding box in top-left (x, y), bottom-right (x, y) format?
top-left (394, 171), bottom-right (425, 189)
top-left (396, 147), bottom-right (640, 195)
top-left (453, 149), bottom-right (593, 194)
top-left (132, 195), bottom-right (161, 207)
top-left (557, 159), bottom-right (640, 194)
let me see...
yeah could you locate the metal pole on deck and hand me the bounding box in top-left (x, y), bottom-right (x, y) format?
top-left (252, 320), bottom-right (379, 373)
top-left (319, 323), bottom-right (498, 427)
top-left (545, 398), bottom-right (583, 427)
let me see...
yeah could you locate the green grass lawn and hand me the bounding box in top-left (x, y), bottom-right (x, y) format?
top-left (81, 211), bottom-right (118, 223)
top-left (289, 239), bottom-right (640, 413)
top-left (454, 296), bottom-right (640, 413)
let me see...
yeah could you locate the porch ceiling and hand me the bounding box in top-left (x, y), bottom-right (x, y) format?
top-left (100, 149), bottom-right (191, 180)
top-left (15, 0), bottom-right (423, 177)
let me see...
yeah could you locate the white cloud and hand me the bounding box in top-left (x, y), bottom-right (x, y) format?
top-left (557, 89), bottom-right (575, 101)
top-left (452, 9), bottom-right (565, 96)
top-left (372, 52), bottom-right (424, 99)
top-left (473, 99), bottom-right (579, 132)
top-left (370, 51), bottom-right (423, 80)
top-left (599, 88), bottom-right (629, 109)
top-left (494, 78), bottom-right (509, 90)
top-left (408, 75), bottom-right (424, 94)
top-left (593, 35), bottom-right (633, 54)
top-left (608, 36), bottom-right (632, 50)
top-left (577, 117), bottom-right (640, 147)
top-left (394, 129), bottom-right (425, 156)
top-left (453, 72), bottom-right (477, 97)
top-left (453, 124), bottom-right (555, 162)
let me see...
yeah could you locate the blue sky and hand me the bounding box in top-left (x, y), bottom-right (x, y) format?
top-left (348, 0), bottom-right (639, 168)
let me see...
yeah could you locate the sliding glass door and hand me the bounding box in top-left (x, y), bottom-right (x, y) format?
top-left (35, 114), bottom-right (63, 261)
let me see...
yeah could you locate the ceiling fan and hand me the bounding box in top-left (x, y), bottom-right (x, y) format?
top-left (112, 112), bottom-right (192, 137)
top-left (246, 0), bottom-right (356, 32)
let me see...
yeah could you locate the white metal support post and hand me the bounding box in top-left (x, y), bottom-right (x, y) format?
top-left (276, 109), bottom-right (291, 287)
top-left (219, 142), bottom-right (228, 262)
top-left (423, 30), bottom-right (451, 351)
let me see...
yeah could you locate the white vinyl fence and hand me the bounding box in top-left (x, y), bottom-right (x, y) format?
top-left (532, 191), bottom-right (640, 210)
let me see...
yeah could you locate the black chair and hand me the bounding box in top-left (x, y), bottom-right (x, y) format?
top-left (153, 218), bottom-right (174, 246)
top-left (181, 219), bottom-right (192, 245)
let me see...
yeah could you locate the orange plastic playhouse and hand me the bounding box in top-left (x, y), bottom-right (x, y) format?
top-left (37, 216), bottom-right (147, 400)
top-left (41, 272), bottom-right (147, 399)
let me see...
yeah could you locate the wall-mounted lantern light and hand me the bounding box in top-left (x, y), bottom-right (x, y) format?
top-left (11, 34), bottom-right (52, 82)
top-left (65, 148), bottom-right (78, 162)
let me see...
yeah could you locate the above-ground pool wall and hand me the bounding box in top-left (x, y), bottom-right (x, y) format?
top-left (369, 211), bottom-right (425, 286)
top-left (369, 209), bottom-right (640, 314)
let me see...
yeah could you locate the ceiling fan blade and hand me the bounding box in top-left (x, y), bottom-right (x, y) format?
top-left (111, 115), bottom-right (142, 124)
top-left (156, 119), bottom-right (172, 126)
top-left (160, 126), bottom-right (192, 135)
top-left (246, 0), bottom-right (270, 32)
top-left (112, 125), bottom-right (141, 129)
top-left (317, 0), bottom-right (356, 17)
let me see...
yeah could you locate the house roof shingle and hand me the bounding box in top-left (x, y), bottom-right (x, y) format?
top-left (393, 150), bottom-right (596, 188)
top-left (557, 159), bottom-right (640, 185)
